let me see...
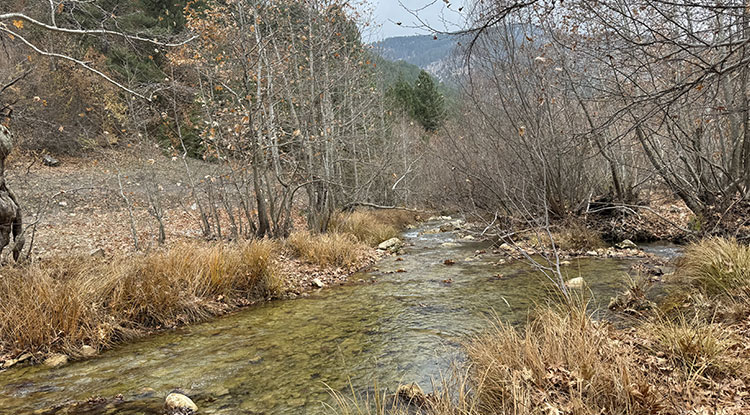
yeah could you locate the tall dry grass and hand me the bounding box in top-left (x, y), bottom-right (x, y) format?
top-left (678, 237), bottom-right (750, 297)
top-left (329, 210), bottom-right (418, 246)
top-left (287, 230), bottom-right (367, 268)
top-left (643, 314), bottom-right (733, 379)
top-left (465, 306), bottom-right (655, 415)
top-left (0, 240), bottom-right (281, 357)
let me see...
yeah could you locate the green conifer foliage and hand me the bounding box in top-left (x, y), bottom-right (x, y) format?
top-left (411, 70), bottom-right (445, 131)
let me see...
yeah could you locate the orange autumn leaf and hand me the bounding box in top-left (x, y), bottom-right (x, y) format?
top-left (12, 20), bottom-right (23, 29)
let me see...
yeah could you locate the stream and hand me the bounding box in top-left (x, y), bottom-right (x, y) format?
top-left (0, 220), bottom-right (649, 414)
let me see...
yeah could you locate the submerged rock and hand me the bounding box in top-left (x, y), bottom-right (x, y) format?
top-left (616, 239), bottom-right (638, 250)
top-left (565, 277), bottom-right (585, 289)
top-left (44, 353), bottom-right (68, 368)
top-left (397, 383), bottom-right (427, 405)
top-left (377, 237), bottom-right (402, 252)
top-left (164, 392), bottom-right (198, 415)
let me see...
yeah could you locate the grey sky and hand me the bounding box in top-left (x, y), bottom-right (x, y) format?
top-left (359, 0), bottom-right (469, 40)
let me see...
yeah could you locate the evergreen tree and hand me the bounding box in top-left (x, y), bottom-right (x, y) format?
top-left (411, 70), bottom-right (445, 131)
top-left (386, 77), bottom-right (415, 115)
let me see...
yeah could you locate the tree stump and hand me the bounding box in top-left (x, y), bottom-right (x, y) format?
top-left (0, 125), bottom-right (24, 261)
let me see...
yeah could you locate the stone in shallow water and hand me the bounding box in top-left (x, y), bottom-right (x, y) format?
top-left (377, 237), bottom-right (402, 252)
top-left (164, 392), bottom-right (198, 415)
top-left (43, 353), bottom-right (68, 368)
top-left (565, 277), bottom-right (585, 289)
top-left (616, 239), bottom-right (638, 250)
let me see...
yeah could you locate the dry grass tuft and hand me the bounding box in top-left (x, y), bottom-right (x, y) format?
top-left (0, 240), bottom-right (281, 357)
top-left (466, 305), bottom-right (655, 415)
top-left (643, 315), bottom-right (733, 378)
top-left (525, 222), bottom-right (606, 252)
top-left (329, 210), bottom-right (418, 246)
top-left (678, 237), bottom-right (750, 297)
top-left (287, 230), bottom-right (367, 268)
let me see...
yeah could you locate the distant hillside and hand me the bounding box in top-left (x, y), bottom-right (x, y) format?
top-left (372, 35), bottom-right (461, 82)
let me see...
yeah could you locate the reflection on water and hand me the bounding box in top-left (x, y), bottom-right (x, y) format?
top-left (0, 222), bottom-right (637, 414)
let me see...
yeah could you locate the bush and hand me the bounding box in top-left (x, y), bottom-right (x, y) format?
top-left (287, 230), bottom-right (366, 268)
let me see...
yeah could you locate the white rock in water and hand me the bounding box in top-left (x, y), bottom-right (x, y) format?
top-left (585, 250), bottom-right (599, 256)
top-left (165, 393), bottom-right (198, 414)
top-left (377, 237), bottom-right (402, 252)
top-left (566, 277), bottom-right (585, 289)
top-left (616, 239), bottom-right (638, 250)
top-left (43, 353), bottom-right (68, 368)
top-left (311, 278), bottom-right (324, 288)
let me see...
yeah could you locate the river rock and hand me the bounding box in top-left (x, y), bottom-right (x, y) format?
top-left (377, 237), bottom-right (402, 252)
top-left (585, 250), bottom-right (599, 256)
top-left (44, 353), bottom-right (68, 368)
top-left (80, 345), bottom-right (97, 357)
top-left (311, 278), bottom-right (325, 288)
top-left (565, 277), bottom-right (585, 289)
top-left (164, 392), bottom-right (198, 415)
top-left (89, 248), bottom-right (106, 259)
top-left (2, 352), bottom-right (32, 369)
top-left (397, 383), bottom-right (427, 405)
top-left (616, 239), bottom-right (638, 250)
top-left (43, 155), bottom-right (60, 167)
top-left (421, 228), bottom-right (441, 235)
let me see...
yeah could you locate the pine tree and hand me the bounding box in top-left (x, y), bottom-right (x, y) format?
top-left (411, 70), bottom-right (445, 131)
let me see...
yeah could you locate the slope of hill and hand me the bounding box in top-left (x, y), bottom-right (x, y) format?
top-left (373, 35), bottom-right (458, 68)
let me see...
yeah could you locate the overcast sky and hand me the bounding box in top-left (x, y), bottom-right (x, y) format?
top-left (359, 0), bottom-right (469, 41)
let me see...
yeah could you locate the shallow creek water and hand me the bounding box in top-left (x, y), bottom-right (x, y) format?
top-left (0, 221), bottom-right (642, 415)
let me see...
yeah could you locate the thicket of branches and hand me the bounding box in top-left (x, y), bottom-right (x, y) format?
top-left (0, 0), bottom-right (431, 245)
top-left (421, 0), bottom-right (750, 237)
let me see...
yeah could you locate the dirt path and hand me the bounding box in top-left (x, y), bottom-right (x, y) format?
top-left (6, 148), bottom-right (226, 259)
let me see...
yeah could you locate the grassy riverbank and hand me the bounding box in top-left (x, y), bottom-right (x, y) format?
top-left (335, 237), bottom-right (750, 415)
top-left (0, 210), bottom-right (419, 368)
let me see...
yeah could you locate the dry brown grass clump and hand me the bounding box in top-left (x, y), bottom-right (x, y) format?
top-left (0, 240), bottom-right (281, 358)
top-left (678, 237), bottom-right (750, 297)
top-left (524, 222), bottom-right (606, 252)
top-left (287, 230), bottom-right (367, 268)
top-left (329, 210), bottom-right (418, 246)
top-left (642, 315), bottom-right (734, 379)
top-left (466, 306), bottom-right (655, 415)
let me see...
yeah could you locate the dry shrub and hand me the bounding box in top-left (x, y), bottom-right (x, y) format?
top-left (642, 315), bottom-right (733, 378)
top-left (287, 230), bottom-right (366, 268)
top-left (678, 237), bottom-right (750, 297)
top-left (0, 240), bottom-right (281, 357)
top-left (466, 306), bottom-right (654, 415)
top-left (329, 210), bottom-right (417, 246)
top-left (524, 222), bottom-right (606, 252)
